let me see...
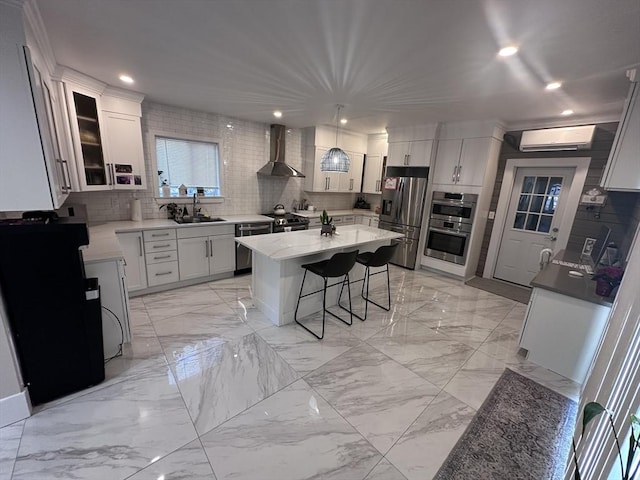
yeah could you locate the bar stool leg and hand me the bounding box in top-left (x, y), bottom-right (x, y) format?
top-left (361, 264), bottom-right (392, 313)
top-left (294, 270), bottom-right (326, 340)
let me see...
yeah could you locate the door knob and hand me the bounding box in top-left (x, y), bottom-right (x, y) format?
top-left (546, 235), bottom-right (557, 241)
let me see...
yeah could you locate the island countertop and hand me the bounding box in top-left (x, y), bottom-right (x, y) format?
top-left (236, 224), bottom-right (404, 261)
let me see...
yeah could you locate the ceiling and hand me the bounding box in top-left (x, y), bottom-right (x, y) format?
top-left (35, 0), bottom-right (640, 133)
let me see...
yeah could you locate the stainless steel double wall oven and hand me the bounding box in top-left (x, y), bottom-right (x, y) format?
top-left (424, 191), bottom-right (478, 265)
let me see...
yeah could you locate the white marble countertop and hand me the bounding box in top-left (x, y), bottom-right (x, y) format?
top-left (293, 209), bottom-right (378, 218)
top-left (235, 224), bottom-right (403, 261)
top-left (83, 215), bottom-right (273, 263)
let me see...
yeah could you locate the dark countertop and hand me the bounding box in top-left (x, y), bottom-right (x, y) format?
top-left (531, 250), bottom-right (614, 307)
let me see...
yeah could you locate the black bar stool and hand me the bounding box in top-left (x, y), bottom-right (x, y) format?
top-left (352, 243), bottom-right (398, 321)
top-left (294, 250), bottom-right (359, 339)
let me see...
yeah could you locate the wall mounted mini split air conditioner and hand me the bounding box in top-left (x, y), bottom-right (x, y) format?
top-left (519, 125), bottom-right (596, 152)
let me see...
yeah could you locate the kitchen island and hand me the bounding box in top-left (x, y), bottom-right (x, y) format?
top-left (236, 225), bottom-right (404, 326)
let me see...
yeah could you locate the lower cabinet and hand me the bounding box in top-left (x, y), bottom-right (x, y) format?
top-left (143, 229), bottom-right (179, 287)
top-left (177, 225), bottom-right (236, 281)
top-left (117, 231), bottom-right (147, 291)
top-left (357, 215), bottom-right (379, 227)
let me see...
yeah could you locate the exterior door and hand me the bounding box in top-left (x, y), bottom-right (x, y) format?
top-left (494, 167), bottom-right (574, 286)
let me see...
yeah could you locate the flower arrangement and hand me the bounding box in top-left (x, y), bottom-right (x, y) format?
top-left (591, 266), bottom-right (624, 296)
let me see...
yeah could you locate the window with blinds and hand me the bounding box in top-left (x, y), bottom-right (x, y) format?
top-left (155, 136), bottom-right (222, 197)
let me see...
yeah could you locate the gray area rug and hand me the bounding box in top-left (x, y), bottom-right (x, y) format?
top-left (466, 277), bottom-right (532, 304)
top-left (434, 369), bottom-right (577, 480)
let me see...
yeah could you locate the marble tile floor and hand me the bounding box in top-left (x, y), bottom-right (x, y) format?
top-left (0, 267), bottom-right (580, 480)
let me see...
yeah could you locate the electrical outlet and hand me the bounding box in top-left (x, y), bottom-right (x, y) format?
top-left (582, 237), bottom-right (596, 256)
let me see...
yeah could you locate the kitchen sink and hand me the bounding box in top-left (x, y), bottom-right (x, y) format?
top-left (174, 216), bottom-right (226, 224)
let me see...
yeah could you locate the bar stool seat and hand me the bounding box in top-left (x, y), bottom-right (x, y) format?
top-left (294, 250), bottom-right (359, 339)
top-left (354, 243), bottom-right (398, 321)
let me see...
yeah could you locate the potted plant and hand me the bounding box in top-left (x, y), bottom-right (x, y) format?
top-left (320, 210), bottom-right (333, 236)
top-left (572, 401), bottom-right (639, 479)
top-left (591, 266), bottom-right (624, 297)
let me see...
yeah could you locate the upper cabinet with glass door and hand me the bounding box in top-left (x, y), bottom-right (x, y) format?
top-left (58, 69), bottom-right (146, 191)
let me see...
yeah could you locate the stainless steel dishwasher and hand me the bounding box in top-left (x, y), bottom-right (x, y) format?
top-left (235, 222), bottom-right (272, 274)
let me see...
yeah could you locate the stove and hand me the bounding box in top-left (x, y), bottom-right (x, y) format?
top-left (263, 213), bottom-right (310, 232)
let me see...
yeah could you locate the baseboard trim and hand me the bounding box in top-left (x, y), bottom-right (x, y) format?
top-left (0, 390), bottom-right (31, 428)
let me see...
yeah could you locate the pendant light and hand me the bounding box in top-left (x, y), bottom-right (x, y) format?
top-left (320, 105), bottom-right (350, 172)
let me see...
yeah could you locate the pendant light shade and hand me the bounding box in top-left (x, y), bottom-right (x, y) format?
top-left (320, 105), bottom-right (350, 173)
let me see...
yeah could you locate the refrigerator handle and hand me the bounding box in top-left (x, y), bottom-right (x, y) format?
top-left (396, 178), bottom-right (405, 224)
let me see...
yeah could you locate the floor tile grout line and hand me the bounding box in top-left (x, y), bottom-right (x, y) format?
top-left (6, 419), bottom-right (26, 480)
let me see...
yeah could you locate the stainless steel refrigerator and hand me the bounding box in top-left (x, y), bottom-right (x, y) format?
top-left (378, 166), bottom-right (429, 269)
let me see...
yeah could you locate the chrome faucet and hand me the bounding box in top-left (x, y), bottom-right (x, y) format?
top-left (192, 193), bottom-right (200, 216)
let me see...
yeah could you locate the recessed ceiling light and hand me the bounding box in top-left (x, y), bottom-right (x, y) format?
top-left (273, 110), bottom-right (282, 118)
top-left (340, 118), bottom-right (348, 125)
top-left (561, 109), bottom-right (574, 116)
top-left (498, 46), bottom-right (518, 57)
top-left (546, 82), bottom-right (562, 90)
top-left (119, 74), bottom-right (134, 84)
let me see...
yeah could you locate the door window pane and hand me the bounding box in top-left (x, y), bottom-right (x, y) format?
top-left (530, 196), bottom-right (543, 213)
top-left (534, 177), bottom-right (549, 194)
top-left (517, 195), bottom-right (531, 212)
top-left (538, 215), bottom-right (552, 233)
top-left (525, 214), bottom-right (539, 231)
top-left (522, 176), bottom-right (535, 193)
top-left (543, 195), bottom-right (558, 214)
top-left (514, 213), bottom-right (526, 229)
top-left (548, 177), bottom-right (563, 195)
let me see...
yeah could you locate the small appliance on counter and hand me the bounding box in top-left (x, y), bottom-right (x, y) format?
top-left (354, 195), bottom-right (370, 210)
top-left (0, 209), bottom-right (105, 405)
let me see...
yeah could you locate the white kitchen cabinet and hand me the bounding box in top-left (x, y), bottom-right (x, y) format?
top-left (63, 82), bottom-right (110, 190)
top-left (362, 154), bottom-right (384, 194)
top-left (338, 151), bottom-right (364, 192)
top-left (116, 232), bottom-right (147, 291)
top-left (305, 147), bottom-right (341, 192)
top-left (57, 69), bottom-right (146, 192)
top-left (84, 258), bottom-right (132, 359)
top-left (101, 110), bottom-right (146, 190)
top-left (143, 228), bottom-right (179, 287)
top-left (432, 137), bottom-right (495, 187)
top-left (0, 13), bottom-right (70, 211)
top-left (177, 224), bottom-right (236, 280)
top-left (387, 140), bottom-right (433, 167)
top-left (600, 81), bottom-right (640, 191)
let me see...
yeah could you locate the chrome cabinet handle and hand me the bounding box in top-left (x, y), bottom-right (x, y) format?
top-left (205, 239), bottom-right (209, 257)
top-left (457, 165), bottom-right (462, 182)
top-left (151, 233), bottom-right (170, 237)
top-left (111, 163), bottom-right (116, 185)
top-left (405, 154), bottom-right (410, 165)
top-left (452, 165), bottom-right (457, 182)
top-left (61, 159), bottom-right (72, 190)
top-left (155, 271), bottom-right (173, 276)
top-left (210, 239), bottom-right (213, 256)
top-left (328, 177), bottom-right (331, 190)
top-left (153, 255), bottom-right (171, 260)
top-left (56, 159), bottom-right (68, 192)
top-left (138, 236), bottom-right (143, 256)
top-left (349, 178), bottom-right (353, 190)
top-left (152, 244), bottom-right (171, 248)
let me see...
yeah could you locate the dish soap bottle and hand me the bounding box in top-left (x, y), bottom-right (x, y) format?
top-left (179, 184), bottom-right (187, 196)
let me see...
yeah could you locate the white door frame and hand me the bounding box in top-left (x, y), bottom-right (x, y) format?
top-left (483, 157), bottom-right (591, 280)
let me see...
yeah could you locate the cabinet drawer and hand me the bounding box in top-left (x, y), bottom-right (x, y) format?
top-left (143, 229), bottom-right (176, 241)
top-left (145, 250), bottom-right (178, 265)
top-left (177, 224), bottom-right (235, 239)
top-left (145, 239), bottom-right (177, 252)
top-left (332, 216), bottom-right (343, 223)
top-left (342, 215), bottom-right (355, 224)
top-left (147, 261), bottom-right (179, 286)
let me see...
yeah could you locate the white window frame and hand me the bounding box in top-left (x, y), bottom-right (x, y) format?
top-left (149, 130), bottom-right (225, 203)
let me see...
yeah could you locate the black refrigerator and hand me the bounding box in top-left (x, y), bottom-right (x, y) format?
top-left (0, 215), bottom-right (104, 405)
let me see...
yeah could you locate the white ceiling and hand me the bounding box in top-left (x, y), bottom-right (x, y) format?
top-left (36, 0), bottom-right (640, 133)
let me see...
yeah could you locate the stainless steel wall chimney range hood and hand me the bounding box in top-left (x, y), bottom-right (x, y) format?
top-left (257, 124), bottom-right (305, 177)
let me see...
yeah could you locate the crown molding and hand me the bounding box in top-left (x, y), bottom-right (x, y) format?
top-left (52, 66), bottom-right (106, 94)
top-left (22, 0), bottom-right (56, 75)
top-left (103, 85), bottom-right (145, 103)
